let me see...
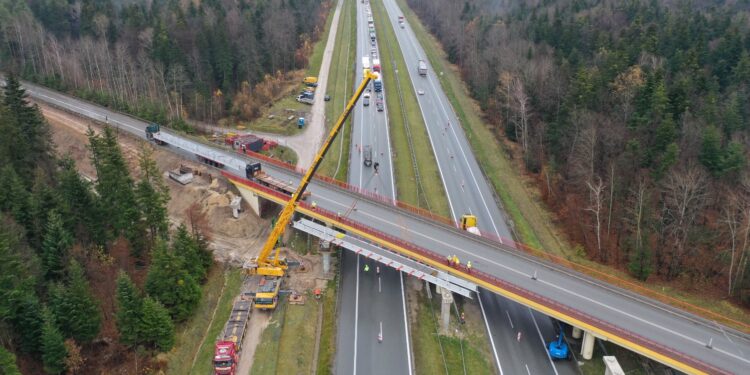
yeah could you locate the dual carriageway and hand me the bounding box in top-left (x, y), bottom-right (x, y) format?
top-left (14, 0), bottom-right (750, 372)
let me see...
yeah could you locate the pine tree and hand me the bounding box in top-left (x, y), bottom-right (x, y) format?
top-left (2, 74), bottom-right (52, 176)
top-left (145, 240), bottom-right (201, 321)
top-left (58, 158), bottom-right (107, 246)
top-left (87, 126), bottom-right (139, 236)
top-left (699, 125), bottom-right (723, 173)
top-left (139, 296), bottom-right (175, 352)
top-left (12, 293), bottom-right (45, 355)
top-left (41, 211), bottom-right (73, 280)
top-left (135, 145), bottom-right (170, 247)
top-left (0, 346), bottom-right (21, 375)
top-left (115, 271), bottom-right (143, 347)
top-left (172, 224), bottom-right (211, 281)
top-left (0, 165), bottom-right (31, 232)
top-left (41, 308), bottom-right (67, 374)
top-left (49, 260), bottom-right (101, 343)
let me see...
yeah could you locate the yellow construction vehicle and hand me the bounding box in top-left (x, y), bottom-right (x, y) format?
top-left (247, 69), bottom-right (379, 309)
top-left (460, 214), bottom-right (481, 236)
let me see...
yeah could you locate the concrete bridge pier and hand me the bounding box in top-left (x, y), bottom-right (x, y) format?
top-left (437, 286), bottom-right (453, 333)
top-left (572, 326), bottom-right (582, 339)
top-left (581, 330), bottom-right (596, 360)
top-left (320, 240), bottom-right (331, 274)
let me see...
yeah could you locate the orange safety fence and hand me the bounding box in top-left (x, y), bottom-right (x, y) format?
top-left (231, 151), bottom-right (750, 334)
top-left (223, 172), bottom-right (729, 375)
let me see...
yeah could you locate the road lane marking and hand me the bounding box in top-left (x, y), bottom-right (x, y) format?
top-left (506, 311), bottom-right (514, 329)
top-left (400, 273), bottom-right (414, 375)
top-left (354, 255), bottom-right (360, 375)
top-left (525, 364), bottom-right (531, 375)
top-left (529, 307), bottom-right (559, 375)
top-left (478, 292), bottom-right (504, 375)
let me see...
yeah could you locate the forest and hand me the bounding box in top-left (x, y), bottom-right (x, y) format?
top-left (0, 0), bottom-right (330, 127)
top-left (406, 0), bottom-right (750, 304)
top-left (0, 74), bottom-right (213, 374)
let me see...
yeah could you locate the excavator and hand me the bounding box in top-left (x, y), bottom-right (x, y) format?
top-left (246, 69), bottom-right (379, 309)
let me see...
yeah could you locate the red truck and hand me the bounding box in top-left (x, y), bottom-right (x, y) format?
top-left (213, 300), bottom-right (252, 374)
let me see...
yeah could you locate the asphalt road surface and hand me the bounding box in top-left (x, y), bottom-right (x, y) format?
top-left (335, 0), bottom-right (411, 373)
top-left (18, 79), bottom-right (750, 374)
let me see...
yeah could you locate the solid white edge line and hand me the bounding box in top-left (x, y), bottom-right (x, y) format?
top-left (478, 291), bottom-right (503, 375)
top-left (400, 272), bottom-right (414, 375)
top-left (354, 254), bottom-right (360, 375)
top-left (529, 307), bottom-right (560, 375)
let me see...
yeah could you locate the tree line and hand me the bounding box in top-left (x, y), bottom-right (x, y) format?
top-left (0, 75), bottom-right (212, 374)
top-left (407, 0), bottom-right (750, 304)
top-left (0, 0), bottom-right (329, 126)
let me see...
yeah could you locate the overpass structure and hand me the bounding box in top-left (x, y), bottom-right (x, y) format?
top-left (19, 80), bottom-right (750, 374)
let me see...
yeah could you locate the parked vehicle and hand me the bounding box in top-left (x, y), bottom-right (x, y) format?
top-left (363, 97), bottom-right (370, 106)
top-left (376, 100), bottom-right (384, 112)
top-left (372, 58), bottom-right (381, 72)
top-left (303, 76), bottom-right (318, 86)
top-left (373, 78), bottom-right (382, 92)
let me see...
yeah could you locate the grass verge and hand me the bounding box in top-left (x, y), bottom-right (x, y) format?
top-left (261, 144), bottom-right (298, 166)
top-left (316, 276), bottom-right (339, 374)
top-left (251, 293), bottom-right (325, 374)
top-left (410, 284), bottom-right (493, 374)
top-left (307, 0), bottom-right (339, 78)
top-left (395, 0), bottom-right (750, 329)
top-left (165, 267), bottom-right (243, 375)
top-left (320, 0), bottom-right (356, 180)
top-left (250, 301), bottom-right (286, 375)
top-left (372, 0), bottom-right (449, 216)
top-left (239, 95), bottom-right (310, 136)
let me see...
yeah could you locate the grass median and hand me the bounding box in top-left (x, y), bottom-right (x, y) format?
top-left (371, 0), bottom-right (449, 216)
top-left (166, 267), bottom-right (244, 375)
top-left (320, 0), bottom-right (356, 180)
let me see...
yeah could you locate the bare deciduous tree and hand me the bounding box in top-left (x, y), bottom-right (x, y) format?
top-left (586, 176), bottom-right (606, 261)
top-left (661, 165), bottom-right (709, 279)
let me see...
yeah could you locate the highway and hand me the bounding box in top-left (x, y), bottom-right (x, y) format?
top-left (378, 0), bottom-right (579, 373)
top-left (19, 79), bottom-right (750, 374)
top-left (335, 0), bottom-right (411, 373)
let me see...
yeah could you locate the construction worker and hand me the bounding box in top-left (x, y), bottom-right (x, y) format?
top-left (311, 201), bottom-right (318, 210)
top-left (374, 162), bottom-right (380, 173)
top-left (364, 264), bottom-right (370, 272)
top-left (453, 255), bottom-right (459, 267)
top-left (467, 261), bottom-right (472, 273)
top-left (447, 254), bottom-right (453, 265)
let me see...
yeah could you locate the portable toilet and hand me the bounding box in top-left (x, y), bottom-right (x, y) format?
top-left (298, 117), bottom-right (305, 129)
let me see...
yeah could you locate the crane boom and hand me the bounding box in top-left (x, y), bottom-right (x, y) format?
top-left (249, 70), bottom-right (379, 277)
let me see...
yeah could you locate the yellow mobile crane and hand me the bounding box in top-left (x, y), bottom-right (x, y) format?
top-left (248, 69), bottom-right (379, 309)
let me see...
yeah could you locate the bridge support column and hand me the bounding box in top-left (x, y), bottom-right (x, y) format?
top-left (581, 331), bottom-right (595, 360)
top-left (572, 326), bottom-right (582, 339)
top-left (320, 240), bottom-right (331, 274)
top-left (438, 286), bottom-right (453, 333)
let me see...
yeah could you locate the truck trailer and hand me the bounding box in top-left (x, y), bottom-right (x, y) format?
top-left (213, 300), bottom-right (252, 375)
top-left (418, 59), bottom-right (428, 76)
top-left (245, 163), bottom-right (310, 199)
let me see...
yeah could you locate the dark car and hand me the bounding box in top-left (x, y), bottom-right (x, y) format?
top-left (363, 145), bottom-right (373, 167)
top-left (376, 100), bottom-right (384, 112)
